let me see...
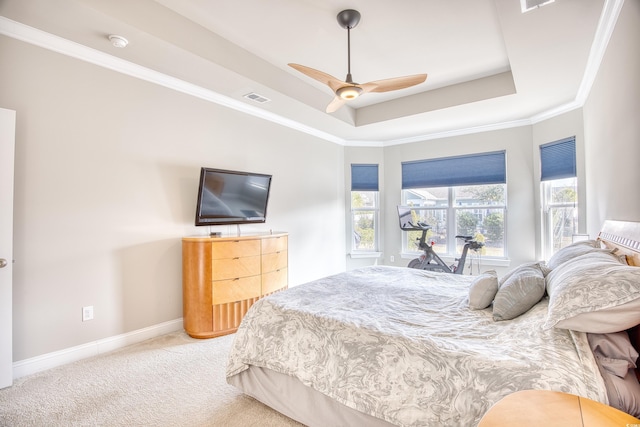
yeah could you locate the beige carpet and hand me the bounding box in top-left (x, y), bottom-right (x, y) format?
top-left (0, 332), bottom-right (304, 426)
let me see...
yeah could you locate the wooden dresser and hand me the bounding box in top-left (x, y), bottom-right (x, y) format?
top-left (182, 232), bottom-right (288, 339)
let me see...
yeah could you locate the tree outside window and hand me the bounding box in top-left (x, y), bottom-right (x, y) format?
top-left (543, 177), bottom-right (578, 256)
top-left (351, 191), bottom-right (378, 251)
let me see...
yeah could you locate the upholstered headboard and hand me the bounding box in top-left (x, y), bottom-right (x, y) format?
top-left (598, 220), bottom-right (640, 267)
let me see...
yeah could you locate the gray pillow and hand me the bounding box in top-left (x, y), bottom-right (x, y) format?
top-left (493, 263), bottom-right (546, 321)
top-left (546, 240), bottom-right (610, 270)
top-left (468, 270), bottom-right (498, 310)
top-left (499, 261), bottom-right (551, 286)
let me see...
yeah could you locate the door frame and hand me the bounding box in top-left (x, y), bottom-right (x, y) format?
top-left (0, 108), bottom-right (16, 388)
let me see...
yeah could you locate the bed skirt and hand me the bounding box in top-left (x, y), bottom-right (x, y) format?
top-left (228, 366), bottom-right (395, 427)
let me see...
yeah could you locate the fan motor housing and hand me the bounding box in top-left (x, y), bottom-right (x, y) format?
top-left (337, 9), bottom-right (361, 29)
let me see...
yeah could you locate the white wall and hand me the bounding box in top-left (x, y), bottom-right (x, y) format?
top-left (583, 0), bottom-right (640, 237)
top-left (0, 36), bottom-right (346, 361)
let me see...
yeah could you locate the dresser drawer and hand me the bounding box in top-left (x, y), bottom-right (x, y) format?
top-left (262, 250), bottom-right (287, 273)
top-left (262, 268), bottom-right (288, 295)
top-left (212, 275), bottom-right (262, 305)
top-left (212, 255), bottom-right (260, 280)
top-left (211, 239), bottom-right (261, 259)
top-left (261, 235), bottom-right (288, 254)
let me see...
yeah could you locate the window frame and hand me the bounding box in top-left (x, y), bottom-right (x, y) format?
top-left (400, 151), bottom-right (507, 261)
top-left (539, 136), bottom-right (578, 259)
top-left (350, 190), bottom-right (380, 254)
top-left (350, 164), bottom-right (381, 256)
top-left (401, 184), bottom-right (508, 259)
top-left (541, 177), bottom-right (578, 259)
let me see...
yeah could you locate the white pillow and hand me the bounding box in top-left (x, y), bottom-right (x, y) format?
top-left (545, 251), bottom-right (640, 333)
top-left (468, 270), bottom-right (498, 310)
top-left (547, 240), bottom-right (610, 270)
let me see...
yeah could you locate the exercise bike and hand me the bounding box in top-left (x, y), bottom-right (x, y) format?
top-left (398, 207), bottom-right (484, 274)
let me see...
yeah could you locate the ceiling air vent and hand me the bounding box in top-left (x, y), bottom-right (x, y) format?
top-left (243, 92), bottom-right (271, 104)
top-left (521, 0), bottom-right (555, 13)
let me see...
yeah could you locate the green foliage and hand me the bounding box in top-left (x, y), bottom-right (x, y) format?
top-left (351, 192), bottom-right (364, 208)
top-left (354, 212), bottom-right (375, 249)
top-left (464, 184), bottom-right (505, 204)
top-left (484, 212), bottom-right (504, 242)
top-left (553, 187), bottom-right (577, 203)
top-left (457, 211), bottom-right (478, 236)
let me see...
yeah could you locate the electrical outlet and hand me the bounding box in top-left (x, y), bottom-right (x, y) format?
top-left (390, 255), bottom-right (395, 262)
top-left (82, 306), bottom-right (94, 322)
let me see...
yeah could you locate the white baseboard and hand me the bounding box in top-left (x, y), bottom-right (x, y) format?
top-left (12, 318), bottom-right (184, 379)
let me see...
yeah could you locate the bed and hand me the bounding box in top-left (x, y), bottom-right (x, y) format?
top-left (226, 220), bottom-right (640, 426)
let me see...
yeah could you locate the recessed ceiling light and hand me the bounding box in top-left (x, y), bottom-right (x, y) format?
top-left (108, 35), bottom-right (128, 48)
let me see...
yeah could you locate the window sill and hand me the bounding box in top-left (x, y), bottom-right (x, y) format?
top-left (350, 252), bottom-right (382, 259)
top-left (399, 253), bottom-right (511, 268)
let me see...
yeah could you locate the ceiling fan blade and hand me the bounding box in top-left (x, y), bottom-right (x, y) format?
top-left (357, 83), bottom-right (378, 95)
top-left (326, 96), bottom-right (347, 113)
top-left (288, 63), bottom-right (347, 92)
top-left (362, 74), bottom-right (428, 93)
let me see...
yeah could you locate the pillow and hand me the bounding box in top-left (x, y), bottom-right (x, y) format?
top-left (545, 251), bottom-right (640, 333)
top-left (468, 270), bottom-right (498, 310)
top-left (587, 332), bottom-right (640, 417)
top-left (499, 261), bottom-right (551, 286)
top-left (493, 263), bottom-right (547, 321)
top-left (546, 239), bottom-right (610, 270)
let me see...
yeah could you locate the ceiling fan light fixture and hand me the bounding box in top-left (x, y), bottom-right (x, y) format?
top-left (337, 85), bottom-right (362, 100)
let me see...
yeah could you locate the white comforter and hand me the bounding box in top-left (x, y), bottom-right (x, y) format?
top-left (226, 266), bottom-right (606, 426)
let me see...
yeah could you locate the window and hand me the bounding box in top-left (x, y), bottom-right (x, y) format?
top-left (351, 164), bottom-right (379, 253)
top-left (401, 151), bottom-right (507, 258)
top-left (540, 137), bottom-right (577, 258)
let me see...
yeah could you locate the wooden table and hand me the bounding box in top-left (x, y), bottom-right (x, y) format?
top-left (478, 390), bottom-right (640, 427)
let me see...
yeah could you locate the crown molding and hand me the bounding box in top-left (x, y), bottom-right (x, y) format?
top-left (576, 0), bottom-right (624, 105)
top-left (0, 0), bottom-right (624, 148)
top-left (0, 16), bottom-right (346, 146)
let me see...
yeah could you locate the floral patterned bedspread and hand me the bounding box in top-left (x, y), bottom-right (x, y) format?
top-left (226, 266), bottom-right (606, 426)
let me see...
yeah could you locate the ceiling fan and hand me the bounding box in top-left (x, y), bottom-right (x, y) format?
top-left (288, 9), bottom-right (427, 113)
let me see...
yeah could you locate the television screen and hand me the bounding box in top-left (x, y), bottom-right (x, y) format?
top-left (194, 167), bottom-right (272, 226)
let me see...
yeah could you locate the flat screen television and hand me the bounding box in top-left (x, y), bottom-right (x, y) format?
top-left (194, 167), bottom-right (272, 226)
